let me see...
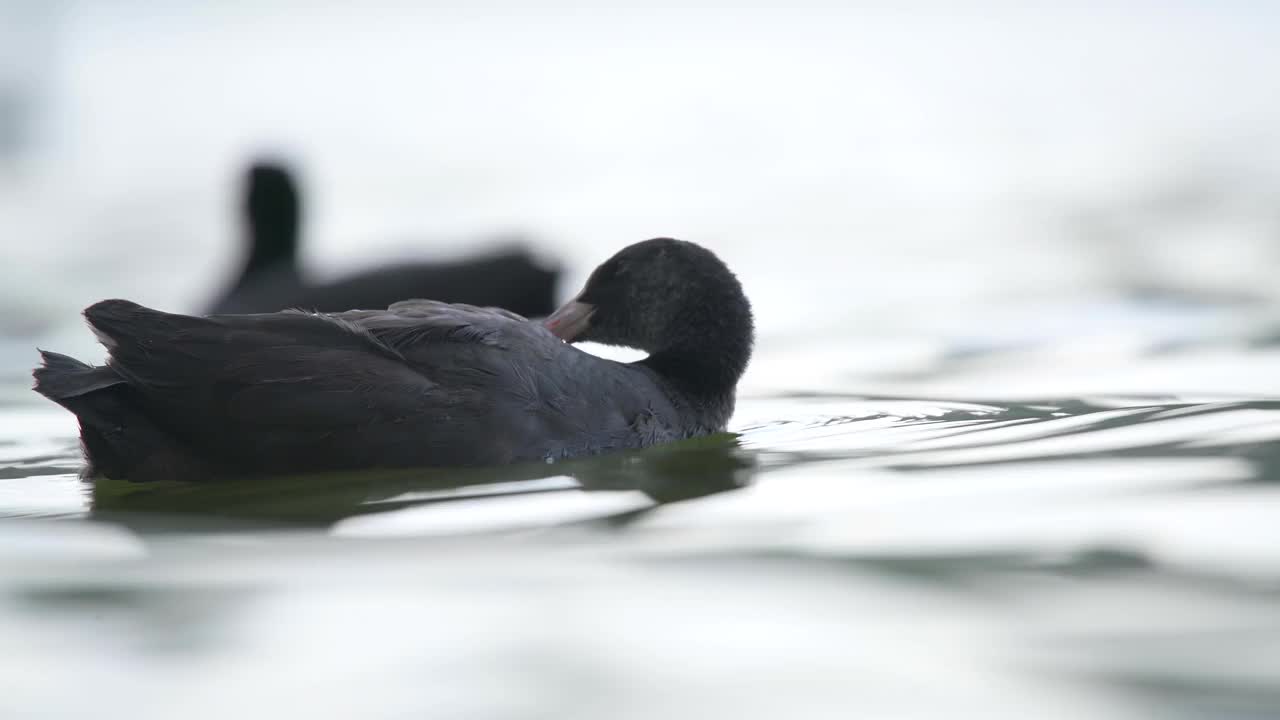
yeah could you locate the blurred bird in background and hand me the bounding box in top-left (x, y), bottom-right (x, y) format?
top-left (208, 160), bottom-right (560, 316)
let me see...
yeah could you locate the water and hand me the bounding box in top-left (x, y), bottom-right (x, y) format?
top-left (4, 2), bottom-right (1280, 718)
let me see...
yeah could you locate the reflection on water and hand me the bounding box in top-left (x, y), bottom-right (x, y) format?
top-left (88, 432), bottom-right (754, 528)
top-left (3, 358), bottom-right (1280, 717)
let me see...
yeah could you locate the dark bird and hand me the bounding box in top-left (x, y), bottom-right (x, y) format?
top-left (35, 238), bottom-right (754, 482)
top-left (208, 161), bottom-right (559, 316)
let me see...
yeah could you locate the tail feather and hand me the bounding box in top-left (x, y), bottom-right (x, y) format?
top-left (32, 350), bottom-right (122, 401)
top-left (83, 298), bottom-right (167, 350)
top-left (33, 347), bottom-right (202, 481)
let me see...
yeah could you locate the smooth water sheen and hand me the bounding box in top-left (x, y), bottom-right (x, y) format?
top-left (4, 315), bottom-right (1280, 719)
top-left (5, 2), bottom-right (1280, 718)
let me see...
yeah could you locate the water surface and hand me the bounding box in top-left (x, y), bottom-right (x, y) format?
top-left (4, 2), bottom-right (1280, 718)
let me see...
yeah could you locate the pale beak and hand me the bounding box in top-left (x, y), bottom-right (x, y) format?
top-left (543, 298), bottom-right (595, 341)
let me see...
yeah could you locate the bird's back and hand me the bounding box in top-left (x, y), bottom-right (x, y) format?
top-left (295, 250), bottom-right (559, 316)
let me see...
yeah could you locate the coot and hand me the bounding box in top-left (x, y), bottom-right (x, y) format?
top-left (208, 161), bottom-right (560, 317)
top-left (35, 238), bottom-right (753, 482)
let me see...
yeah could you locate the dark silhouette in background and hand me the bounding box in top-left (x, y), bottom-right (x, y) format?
top-left (207, 160), bottom-right (560, 316)
top-left (35, 239), bottom-right (752, 482)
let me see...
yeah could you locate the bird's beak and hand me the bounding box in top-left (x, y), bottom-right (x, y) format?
top-left (543, 297), bottom-right (595, 342)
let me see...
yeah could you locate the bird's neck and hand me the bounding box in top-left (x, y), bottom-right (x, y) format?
top-left (641, 313), bottom-right (753, 410)
top-left (241, 227), bottom-right (298, 281)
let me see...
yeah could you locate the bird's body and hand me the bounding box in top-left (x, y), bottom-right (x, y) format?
top-left (36, 238), bottom-right (752, 482)
top-left (208, 161), bottom-right (559, 317)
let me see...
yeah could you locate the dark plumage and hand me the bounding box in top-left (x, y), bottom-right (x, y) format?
top-left (208, 160), bottom-right (559, 316)
top-left (35, 238), bottom-right (754, 482)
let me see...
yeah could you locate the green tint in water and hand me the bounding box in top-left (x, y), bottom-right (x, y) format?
top-left (88, 432), bottom-right (754, 527)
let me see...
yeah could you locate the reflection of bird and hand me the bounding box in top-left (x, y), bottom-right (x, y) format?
top-left (207, 161), bottom-right (560, 317)
top-left (36, 238), bottom-right (753, 482)
top-left (88, 434), bottom-right (755, 525)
